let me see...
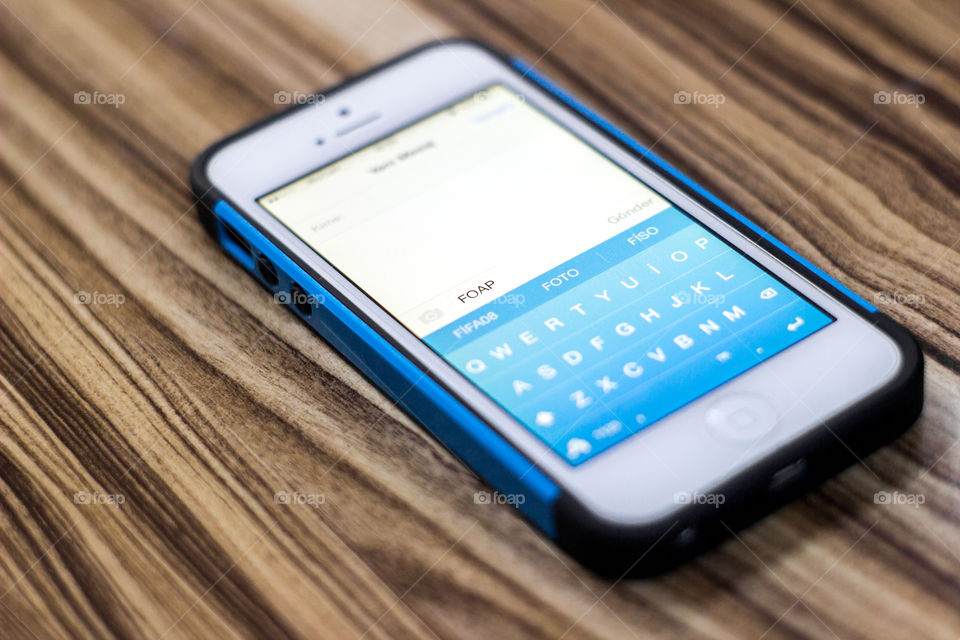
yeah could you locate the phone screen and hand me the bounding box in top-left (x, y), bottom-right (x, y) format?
top-left (257, 84), bottom-right (834, 465)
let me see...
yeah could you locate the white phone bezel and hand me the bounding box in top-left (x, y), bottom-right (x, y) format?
top-left (204, 41), bottom-right (901, 526)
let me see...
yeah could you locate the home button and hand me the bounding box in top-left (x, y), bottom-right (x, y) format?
top-left (705, 393), bottom-right (778, 441)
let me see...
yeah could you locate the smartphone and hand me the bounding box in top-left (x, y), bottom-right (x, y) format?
top-left (191, 40), bottom-right (923, 576)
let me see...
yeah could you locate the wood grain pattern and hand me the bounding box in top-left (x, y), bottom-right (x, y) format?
top-left (2, 0), bottom-right (959, 638)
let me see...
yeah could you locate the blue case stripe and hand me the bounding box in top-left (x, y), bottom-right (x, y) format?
top-left (511, 58), bottom-right (877, 313)
top-left (212, 200), bottom-right (561, 535)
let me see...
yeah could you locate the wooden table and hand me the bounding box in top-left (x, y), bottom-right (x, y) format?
top-left (2, 1), bottom-right (959, 638)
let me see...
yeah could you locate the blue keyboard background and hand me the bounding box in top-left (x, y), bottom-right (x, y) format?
top-left (424, 207), bottom-right (833, 465)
